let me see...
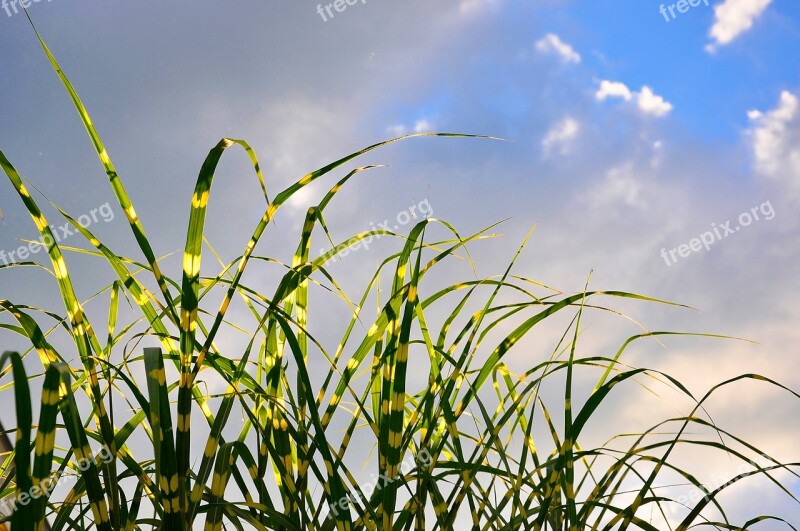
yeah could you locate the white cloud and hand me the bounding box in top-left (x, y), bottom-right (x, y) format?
top-left (636, 86), bottom-right (673, 117)
top-left (535, 33), bottom-right (581, 64)
top-left (595, 80), bottom-right (633, 101)
top-left (387, 119), bottom-right (434, 136)
top-left (748, 90), bottom-right (800, 194)
top-left (585, 162), bottom-right (647, 209)
top-left (596, 81), bottom-right (673, 117)
top-left (650, 140), bottom-right (664, 168)
top-left (414, 119), bottom-right (433, 133)
top-left (249, 98), bottom-right (345, 211)
top-left (387, 124), bottom-right (407, 136)
top-left (459, 0), bottom-right (495, 15)
top-left (706, 0), bottom-right (773, 52)
top-left (542, 117), bottom-right (580, 157)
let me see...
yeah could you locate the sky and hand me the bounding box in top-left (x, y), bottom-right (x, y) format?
top-left (1, 0), bottom-right (800, 527)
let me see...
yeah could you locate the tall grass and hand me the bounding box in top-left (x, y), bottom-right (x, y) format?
top-left (1, 20), bottom-right (799, 531)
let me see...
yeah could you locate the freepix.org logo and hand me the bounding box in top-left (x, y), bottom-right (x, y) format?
top-left (316, 0), bottom-right (367, 22)
top-left (2, 0), bottom-right (54, 18)
top-left (0, 202), bottom-right (115, 267)
top-left (0, 445), bottom-right (114, 517)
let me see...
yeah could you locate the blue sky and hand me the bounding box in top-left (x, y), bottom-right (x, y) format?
top-left (1, 0), bottom-right (800, 526)
top-left (572, 0), bottom-right (800, 141)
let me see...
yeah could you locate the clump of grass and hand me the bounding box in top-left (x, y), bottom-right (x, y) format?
top-left (1, 21), bottom-right (799, 531)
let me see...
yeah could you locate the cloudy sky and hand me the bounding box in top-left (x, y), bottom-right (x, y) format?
top-left (1, 0), bottom-right (799, 527)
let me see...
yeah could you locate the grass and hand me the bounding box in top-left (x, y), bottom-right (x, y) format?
top-left (1, 18), bottom-right (799, 531)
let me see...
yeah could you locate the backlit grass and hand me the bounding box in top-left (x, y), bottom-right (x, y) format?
top-left (1, 19), bottom-right (799, 531)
